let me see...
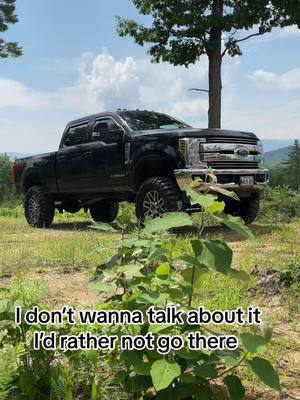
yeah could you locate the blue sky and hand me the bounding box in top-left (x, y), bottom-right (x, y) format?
top-left (1, 0), bottom-right (300, 153)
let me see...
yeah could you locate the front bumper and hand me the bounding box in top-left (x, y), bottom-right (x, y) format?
top-left (174, 168), bottom-right (269, 191)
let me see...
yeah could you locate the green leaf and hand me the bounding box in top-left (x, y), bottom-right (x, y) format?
top-left (90, 282), bottom-right (117, 296)
top-left (173, 383), bottom-right (199, 399)
top-left (123, 350), bottom-right (143, 365)
top-left (149, 324), bottom-right (173, 334)
top-left (91, 377), bottom-right (97, 400)
top-left (124, 375), bottom-right (152, 393)
top-left (223, 375), bottom-right (245, 400)
top-left (194, 362), bottom-right (218, 379)
top-left (205, 200), bottom-right (225, 214)
top-left (214, 349), bottom-right (240, 367)
top-left (199, 239), bottom-right (233, 274)
top-left (180, 254), bottom-right (202, 268)
top-left (89, 222), bottom-right (117, 232)
top-left (181, 267), bottom-right (209, 289)
top-left (179, 372), bottom-right (196, 383)
top-left (246, 357), bottom-right (281, 391)
top-left (143, 212), bottom-right (193, 234)
top-left (156, 262), bottom-right (170, 276)
top-left (211, 213), bottom-right (254, 240)
top-left (137, 291), bottom-right (170, 305)
top-left (240, 333), bottom-right (267, 354)
top-left (148, 247), bottom-right (169, 263)
top-left (185, 188), bottom-right (216, 208)
top-left (191, 239), bottom-right (203, 257)
top-left (20, 370), bottom-right (35, 397)
top-left (150, 359), bottom-right (181, 391)
top-left (84, 350), bottom-right (98, 364)
top-left (134, 362), bottom-right (152, 376)
top-left (207, 185), bottom-right (240, 201)
top-left (66, 388), bottom-right (73, 400)
top-left (195, 386), bottom-right (213, 400)
top-left (176, 348), bottom-right (204, 360)
top-left (112, 370), bottom-right (127, 384)
top-left (118, 264), bottom-right (144, 278)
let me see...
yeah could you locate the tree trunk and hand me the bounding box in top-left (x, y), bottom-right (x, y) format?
top-left (208, 0), bottom-right (223, 129)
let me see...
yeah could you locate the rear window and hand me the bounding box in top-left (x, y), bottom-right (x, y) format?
top-left (118, 111), bottom-right (191, 131)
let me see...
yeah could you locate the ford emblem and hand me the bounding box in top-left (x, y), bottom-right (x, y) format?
top-left (235, 147), bottom-right (250, 158)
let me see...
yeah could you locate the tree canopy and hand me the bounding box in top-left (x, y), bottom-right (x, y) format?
top-left (0, 0), bottom-right (22, 58)
top-left (284, 139), bottom-right (300, 189)
top-left (117, 0), bottom-right (300, 128)
top-left (0, 154), bottom-right (14, 204)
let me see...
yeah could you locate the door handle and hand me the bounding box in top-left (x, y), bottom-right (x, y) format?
top-left (58, 155), bottom-right (65, 161)
top-left (83, 152), bottom-right (93, 159)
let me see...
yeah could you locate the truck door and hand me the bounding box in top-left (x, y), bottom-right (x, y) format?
top-left (87, 116), bottom-right (127, 192)
top-left (56, 120), bottom-right (94, 193)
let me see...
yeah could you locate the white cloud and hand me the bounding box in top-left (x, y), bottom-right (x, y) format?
top-left (0, 50), bottom-right (243, 128)
top-left (249, 68), bottom-right (300, 90)
top-left (0, 79), bottom-right (50, 110)
top-left (0, 51), bottom-right (212, 123)
top-left (223, 96), bottom-right (300, 140)
top-left (2, 49), bottom-right (300, 153)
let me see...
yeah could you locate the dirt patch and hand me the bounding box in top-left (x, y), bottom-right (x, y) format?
top-left (39, 270), bottom-right (101, 307)
top-left (248, 268), bottom-right (281, 297)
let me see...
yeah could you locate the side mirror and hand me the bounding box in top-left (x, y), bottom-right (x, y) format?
top-left (91, 127), bottom-right (125, 143)
top-left (113, 128), bottom-right (125, 141)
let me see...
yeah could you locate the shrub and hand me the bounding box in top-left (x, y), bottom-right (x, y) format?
top-left (91, 182), bottom-right (280, 399)
top-left (260, 186), bottom-right (300, 223)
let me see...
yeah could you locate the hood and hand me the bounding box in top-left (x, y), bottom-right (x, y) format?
top-left (129, 128), bottom-right (258, 141)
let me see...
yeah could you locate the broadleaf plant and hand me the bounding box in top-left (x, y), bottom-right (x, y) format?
top-left (91, 173), bottom-right (281, 399)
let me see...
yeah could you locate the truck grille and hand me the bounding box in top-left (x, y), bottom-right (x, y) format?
top-left (208, 161), bottom-right (260, 169)
top-left (206, 137), bottom-right (258, 145)
top-left (199, 136), bottom-right (262, 169)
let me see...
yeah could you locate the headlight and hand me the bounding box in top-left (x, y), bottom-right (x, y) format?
top-left (179, 138), bottom-right (206, 167)
top-left (257, 140), bottom-right (264, 151)
top-left (257, 140), bottom-right (264, 166)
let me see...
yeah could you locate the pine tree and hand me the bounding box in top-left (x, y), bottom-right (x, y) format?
top-left (284, 140), bottom-right (300, 190)
top-left (0, 0), bottom-right (22, 58)
top-left (117, 0), bottom-right (300, 128)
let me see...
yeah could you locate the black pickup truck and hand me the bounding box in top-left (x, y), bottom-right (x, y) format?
top-left (13, 110), bottom-right (269, 228)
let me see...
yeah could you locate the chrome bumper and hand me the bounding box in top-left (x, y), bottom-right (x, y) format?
top-left (174, 168), bottom-right (269, 191)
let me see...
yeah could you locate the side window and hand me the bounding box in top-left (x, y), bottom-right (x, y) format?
top-left (92, 118), bottom-right (122, 144)
top-left (64, 122), bottom-right (89, 147)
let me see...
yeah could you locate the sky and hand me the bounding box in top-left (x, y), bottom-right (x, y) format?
top-left (1, 0), bottom-right (300, 153)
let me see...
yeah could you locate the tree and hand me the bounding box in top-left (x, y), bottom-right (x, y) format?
top-left (0, 154), bottom-right (14, 203)
top-left (117, 0), bottom-right (300, 128)
top-left (284, 139), bottom-right (300, 189)
top-left (0, 0), bottom-right (22, 58)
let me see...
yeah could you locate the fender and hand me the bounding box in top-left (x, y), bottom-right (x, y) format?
top-left (129, 139), bottom-right (185, 190)
top-left (21, 167), bottom-right (42, 193)
top-left (129, 139), bottom-right (184, 171)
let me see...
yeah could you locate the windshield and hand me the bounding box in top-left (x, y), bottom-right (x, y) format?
top-left (117, 110), bottom-right (191, 131)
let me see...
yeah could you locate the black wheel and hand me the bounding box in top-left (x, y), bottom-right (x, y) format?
top-left (90, 200), bottom-right (119, 223)
top-left (136, 177), bottom-right (182, 221)
top-left (225, 194), bottom-right (260, 225)
top-left (24, 186), bottom-right (55, 228)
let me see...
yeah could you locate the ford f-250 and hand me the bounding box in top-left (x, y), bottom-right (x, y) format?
top-left (13, 110), bottom-right (269, 228)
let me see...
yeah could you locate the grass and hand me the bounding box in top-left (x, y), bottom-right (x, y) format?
top-left (0, 209), bottom-right (121, 277)
top-left (0, 207), bottom-right (299, 399)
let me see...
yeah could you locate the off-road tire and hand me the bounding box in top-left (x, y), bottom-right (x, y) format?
top-left (225, 194), bottom-right (260, 225)
top-left (135, 177), bottom-right (182, 221)
top-left (90, 200), bottom-right (119, 223)
top-left (24, 186), bottom-right (55, 228)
